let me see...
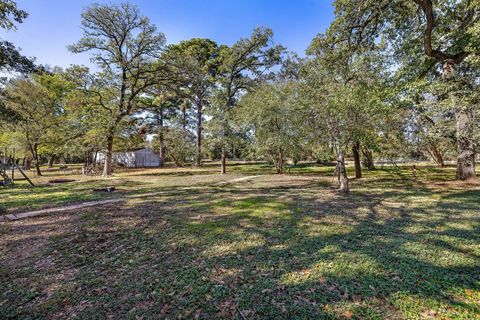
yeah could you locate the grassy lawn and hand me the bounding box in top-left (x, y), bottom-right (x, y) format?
top-left (1, 163), bottom-right (479, 319)
top-left (0, 163), bottom-right (255, 213)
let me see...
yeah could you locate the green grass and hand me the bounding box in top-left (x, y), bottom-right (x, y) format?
top-left (0, 161), bottom-right (451, 213)
top-left (1, 163), bottom-right (479, 319)
top-left (0, 163), bottom-right (251, 213)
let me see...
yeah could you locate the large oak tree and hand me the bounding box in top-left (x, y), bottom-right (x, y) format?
top-left (326, 0), bottom-right (479, 180)
top-left (69, 2), bottom-right (166, 175)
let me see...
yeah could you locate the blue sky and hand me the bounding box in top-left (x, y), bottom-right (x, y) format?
top-left (0, 0), bottom-right (335, 68)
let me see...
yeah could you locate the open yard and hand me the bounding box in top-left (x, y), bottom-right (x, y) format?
top-left (1, 0), bottom-right (479, 318)
top-left (0, 163), bottom-right (479, 319)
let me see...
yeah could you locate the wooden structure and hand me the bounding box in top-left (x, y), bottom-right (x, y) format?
top-left (96, 148), bottom-right (161, 168)
top-left (1, 148), bottom-right (34, 187)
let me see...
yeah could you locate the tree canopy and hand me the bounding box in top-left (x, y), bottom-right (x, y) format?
top-left (1, 0), bottom-right (478, 187)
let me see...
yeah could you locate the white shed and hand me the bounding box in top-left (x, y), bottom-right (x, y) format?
top-left (96, 148), bottom-right (160, 167)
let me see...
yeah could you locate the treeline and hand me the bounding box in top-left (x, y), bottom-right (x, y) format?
top-left (0, 1), bottom-right (478, 192)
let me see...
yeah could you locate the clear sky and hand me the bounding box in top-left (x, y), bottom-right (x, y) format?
top-left (0, 0), bottom-right (335, 68)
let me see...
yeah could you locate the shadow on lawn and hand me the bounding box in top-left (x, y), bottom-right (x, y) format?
top-left (184, 185), bottom-right (480, 318)
top-left (124, 162), bottom-right (282, 177)
top-left (1, 179), bottom-right (151, 213)
top-left (1, 176), bottom-right (479, 319)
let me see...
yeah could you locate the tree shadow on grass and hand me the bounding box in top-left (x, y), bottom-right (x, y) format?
top-left (1, 179), bottom-right (152, 214)
top-left (1, 176), bottom-right (479, 319)
top-left (182, 184), bottom-right (480, 318)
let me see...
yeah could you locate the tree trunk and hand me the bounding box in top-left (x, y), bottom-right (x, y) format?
top-left (159, 144), bottom-right (166, 167)
top-left (170, 154), bottom-right (183, 167)
top-left (274, 158), bottom-right (281, 174)
top-left (48, 155), bottom-right (56, 168)
top-left (274, 164), bottom-right (280, 174)
top-left (456, 108), bottom-right (476, 180)
top-left (221, 148), bottom-right (227, 174)
top-left (352, 141), bottom-right (362, 179)
top-left (274, 151), bottom-right (284, 174)
top-left (157, 107), bottom-right (166, 167)
top-left (337, 152), bottom-right (349, 193)
top-left (442, 60), bottom-right (476, 180)
top-left (427, 143), bottom-right (445, 167)
top-left (182, 105), bottom-right (187, 130)
top-left (33, 143), bottom-right (42, 176)
top-left (103, 134), bottom-right (114, 176)
top-left (24, 157), bottom-right (31, 170)
top-left (195, 101), bottom-right (202, 167)
top-left (361, 145), bottom-right (375, 170)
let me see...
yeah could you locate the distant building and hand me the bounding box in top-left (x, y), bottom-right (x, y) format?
top-left (96, 148), bottom-right (160, 168)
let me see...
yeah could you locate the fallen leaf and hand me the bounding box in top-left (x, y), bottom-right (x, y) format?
top-left (343, 310), bottom-right (353, 319)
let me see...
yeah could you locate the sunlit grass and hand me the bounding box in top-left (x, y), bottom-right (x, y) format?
top-left (1, 162), bottom-right (479, 318)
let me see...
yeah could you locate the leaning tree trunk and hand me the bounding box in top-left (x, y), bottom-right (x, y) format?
top-left (103, 134), bottom-right (114, 176)
top-left (220, 148), bottom-right (227, 174)
top-left (361, 145), bottom-right (375, 170)
top-left (170, 154), bottom-right (183, 167)
top-left (337, 152), bottom-right (349, 193)
top-left (427, 143), bottom-right (445, 167)
top-left (352, 141), bottom-right (362, 179)
top-left (195, 101), bottom-right (203, 167)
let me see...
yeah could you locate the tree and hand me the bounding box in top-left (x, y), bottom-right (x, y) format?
top-left (162, 126), bottom-right (196, 167)
top-left (0, 0), bottom-right (35, 126)
top-left (209, 27), bottom-right (284, 174)
top-left (2, 72), bottom-right (72, 175)
top-left (305, 33), bottom-right (390, 190)
top-left (239, 81), bottom-right (307, 173)
top-left (302, 61), bottom-right (353, 192)
top-left (327, 0), bottom-right (479, 180)
top-left (69, 2), bottom-right (166, 175)
top-left (161, 39), bottom-right (221, 166)
top-left (403, 79), bottom-right (455, 167)
top-left (0, 0), bottom-right (34, 73)
top-left (139, 91), bottom-right (183, 166)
